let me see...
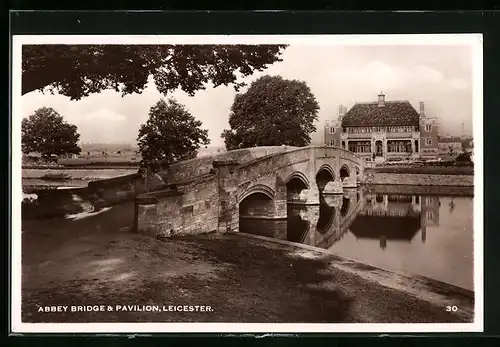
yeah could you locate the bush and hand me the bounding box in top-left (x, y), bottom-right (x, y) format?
top-left (455, 151), bottom-right (472, 163)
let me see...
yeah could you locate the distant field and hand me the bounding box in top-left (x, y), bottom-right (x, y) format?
top-left (57, 157), bottom-right (140, 166)
top-left (22, 168), bottom-right (138, 181)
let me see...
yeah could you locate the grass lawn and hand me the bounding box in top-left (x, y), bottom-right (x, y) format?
top-left (370, 165), bottom-right (474, 175)
top-left (21, 202), bottom-right (471, 324)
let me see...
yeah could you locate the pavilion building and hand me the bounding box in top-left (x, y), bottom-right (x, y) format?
top-left (324, 93), bottom-right (439, 163)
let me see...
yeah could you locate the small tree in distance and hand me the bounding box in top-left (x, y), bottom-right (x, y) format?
top-left (448, 144), bottom-right (455, 158)
top-left (22, 107), bottom-right (81, 158)
top-left (221, 75), bottom-right (320, 150)
top-left (137, 98), bottom-right (210, 166)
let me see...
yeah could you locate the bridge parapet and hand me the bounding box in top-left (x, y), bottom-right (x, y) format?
top-left (157, 146), bottom-right (296, 184)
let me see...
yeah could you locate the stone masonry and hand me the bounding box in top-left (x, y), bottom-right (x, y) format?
top-left (135, 146), bottom-right (364, 238)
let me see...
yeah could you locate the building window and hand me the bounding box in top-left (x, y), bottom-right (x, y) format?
top-left (329, 127), bottom-right (335, 134)
top-left (426, 197), bottom-right (433, 205)
top-left (329, 139), bottom-right (336, 146)
top-left (348, 141), bottom-right (371, 153)
top-left (427, 211), bottom-right (433, 220)
top-left (425, 138), bottom-right (433, 146)
top-left (343, 127), bottom-right (346, 133)
top-left (387, 140), bottom-right (412, 153)
top-left (425, 124), bottom-right (432, 132)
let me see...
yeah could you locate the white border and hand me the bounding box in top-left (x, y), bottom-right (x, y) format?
top-left (11, 34), bottom-right (483, 334)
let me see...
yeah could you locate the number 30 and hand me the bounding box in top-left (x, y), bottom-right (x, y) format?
top-left (446, 305), bottom-right (458, 312)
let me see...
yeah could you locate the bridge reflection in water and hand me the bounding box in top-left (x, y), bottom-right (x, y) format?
top-left (239, 187), bottom-right (474, 291)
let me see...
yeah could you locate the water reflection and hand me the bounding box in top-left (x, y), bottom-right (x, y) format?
top-left (240, 187), bottom-right (474, 291)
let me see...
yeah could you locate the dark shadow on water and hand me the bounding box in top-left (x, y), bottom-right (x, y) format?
top-left (316, 197), bottom-right (335, 235)
top-left (239, 218), bottom-right (287, 240)
top-left (340, 197), bottom-right (350, 217)
top-left (286, 206), bottom-right (310, 243)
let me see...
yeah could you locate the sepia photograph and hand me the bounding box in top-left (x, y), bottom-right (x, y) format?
top-left (11, 34), bottom-right (483, 333)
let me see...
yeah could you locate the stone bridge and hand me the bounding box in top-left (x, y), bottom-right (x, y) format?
top-left (136, 146), bottom-right (364, 238)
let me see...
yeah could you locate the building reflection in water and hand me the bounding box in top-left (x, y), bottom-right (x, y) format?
top-left (239, 187), bottom-right (441, 251)
top-left (237, 187), bottom-right (474, 290)
top-left (353, 193), bottom-right (427, 250)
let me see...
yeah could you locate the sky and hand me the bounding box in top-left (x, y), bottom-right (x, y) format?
top-left (21, 44), bottom-right (475, 148)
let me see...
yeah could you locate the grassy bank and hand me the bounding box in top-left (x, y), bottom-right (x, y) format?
top-left (370, 165), bottom-right (474, 175)
top-left (364, 172), bottom-right (474, 187)
top-left (21, 202), bottom-right (471, 324)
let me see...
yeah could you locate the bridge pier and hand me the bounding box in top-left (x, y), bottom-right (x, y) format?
top-left (342, 176), bottom-right (358, 189)
top-left (214, 160), bottom-right (240, 233)
top-left (323, 194), bottom-right (343, 208)
top-left (322, 180), bottom-right (343, 194)
top-left (343, 188), bottom-right (358, 201)
top-left (273, 176), bottom-right (288, 219)
top-left (303, 186), bottom-right (321, 205)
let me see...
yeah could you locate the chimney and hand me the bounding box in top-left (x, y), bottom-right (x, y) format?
top-left (338, 104), bottom-right (345, 122)
top-left (378, 92), bottom-right (385, 107)
top-left (419, 101), bottom-right (425, 123)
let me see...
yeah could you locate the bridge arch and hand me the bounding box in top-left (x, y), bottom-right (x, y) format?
top-left (286, 171), bottom-right (310, 188)
top-left (317, 164), bottom-right (336, 181)
top-left (286, 172), bottom-right (309, 202)
top-left (238, 184), bottom-right (275, 203)
top-left (316, 164), bottom-right (336, 192)
top-left (238, 184), bottom-right (276, 229)
top-left (340, 164), bottom-right (351, 181)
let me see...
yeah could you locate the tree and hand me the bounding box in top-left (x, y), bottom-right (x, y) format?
top-left (22, 44), bottom-right (288, 100)
top-left (456, 149), bottom-right (472, 163)
top-left (137, 98), bottom-right (210, 165)
top-left (22, 107), bottom-right (81, 158)
top-left (448, 144), bottom-right (455, 158)
top-left (221, 75), bottom-right (320, 150)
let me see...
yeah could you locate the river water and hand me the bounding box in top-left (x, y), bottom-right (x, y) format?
top-left (240, 186), bottom-right (474, 291)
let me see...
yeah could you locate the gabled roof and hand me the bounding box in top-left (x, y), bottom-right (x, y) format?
top-left (341, 101), bottom-right (420, 127)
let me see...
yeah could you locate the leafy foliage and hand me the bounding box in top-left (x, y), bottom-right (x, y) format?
top-left (455, 150), bottom-right (472, 163)
top-left (137, 98), bottom-right (210, 164)
top-left (22, 107), bottom-right (81, 157)
top-left (22, 44), bottom-right (288, 100)
top-left (221, 75), bottom-right (320, 150)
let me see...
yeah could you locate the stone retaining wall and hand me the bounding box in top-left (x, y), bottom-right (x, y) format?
top-left (136, 174), bottom-right (220, 238)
